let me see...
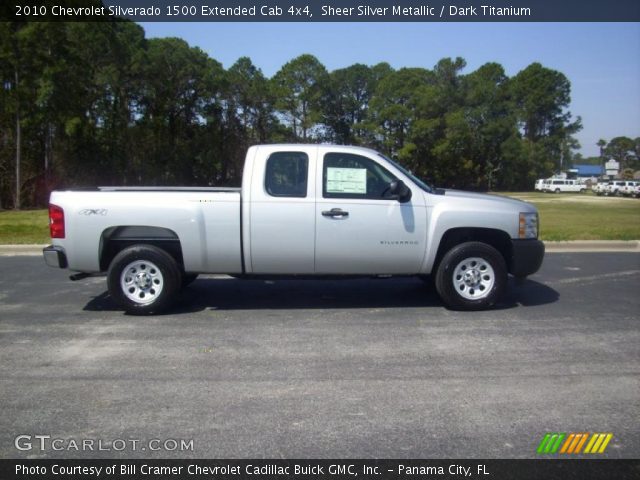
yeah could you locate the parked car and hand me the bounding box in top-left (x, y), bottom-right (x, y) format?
top-left (620, 181), bottom-right (640, 197)
top-left (43, 144), bottom-right (544, 313)
top-left (606, 180), bottom-right (628, 196)
top-left (543, 179), bottom-right (586, 193)
top-left (593, 181), bottom-right (612, 196)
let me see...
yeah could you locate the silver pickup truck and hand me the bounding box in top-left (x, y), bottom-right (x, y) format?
top-left (44, 144), bottom-right (544, 313)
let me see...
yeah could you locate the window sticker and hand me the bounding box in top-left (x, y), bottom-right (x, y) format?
top-left (326, 167), bottom-right (367, 194)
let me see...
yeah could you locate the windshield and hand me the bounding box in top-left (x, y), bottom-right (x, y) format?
top-left (378, 154), bottom-right (433, 193)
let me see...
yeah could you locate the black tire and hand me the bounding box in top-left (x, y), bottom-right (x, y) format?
top-left (554, 188), bottom-right (560, 194)
top-left (435, 241), bottom-right (507, 311)
top-left (181, 273), bottom-right (199, 288)
top-left (580, 188), bottom-right (586, 193)
top-left (107, 244), bottom-right (181, 315)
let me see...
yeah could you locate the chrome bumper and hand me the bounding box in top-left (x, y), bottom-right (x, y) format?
top-left (43, 245), bottom-right (68, 269)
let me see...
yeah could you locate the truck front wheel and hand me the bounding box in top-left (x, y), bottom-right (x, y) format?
top-left (435, 242), bottom-right (507, 310)
top-left (107, 245), bottom-right (181, 315)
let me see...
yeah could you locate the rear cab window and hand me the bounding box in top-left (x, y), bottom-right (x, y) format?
top-left (264, 152), bottom-right (309, 197)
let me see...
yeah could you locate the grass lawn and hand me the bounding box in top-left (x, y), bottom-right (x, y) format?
top-left (0, 209), bottom-right (49, 244)
top-left (1, 193), bottom-right (639, 243)
top-left (499, 192), bottom-right (640, 241)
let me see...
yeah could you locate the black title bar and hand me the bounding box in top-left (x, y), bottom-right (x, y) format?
top-left (3, 459), bottom-right (640, 480)
top-left (3, 0), bottom-right (640, 22)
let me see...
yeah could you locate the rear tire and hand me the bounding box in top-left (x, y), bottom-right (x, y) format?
top-left (435, 242), bottom-right (507, 311)
top-left (107, 244), bottom-right (181, 315)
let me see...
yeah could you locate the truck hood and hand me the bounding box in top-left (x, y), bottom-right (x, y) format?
top-left (439, 189), bottom-right (536, 212)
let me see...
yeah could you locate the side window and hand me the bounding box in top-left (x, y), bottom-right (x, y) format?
top-left (265, 152), bottom-right (309, 198)
top-left (323, 152), bottom-right (398, 200)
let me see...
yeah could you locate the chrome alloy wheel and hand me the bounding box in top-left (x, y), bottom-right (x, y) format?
top-left (452, 256), bottom-right (495, 300)
top-left (120, 259), bottom-right (164, 305)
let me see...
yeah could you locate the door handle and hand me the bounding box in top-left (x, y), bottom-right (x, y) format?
top-left (322, 208), bottom-right (349, 218)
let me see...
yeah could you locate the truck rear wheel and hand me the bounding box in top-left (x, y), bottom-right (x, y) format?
top-left (435, 242), bottom-right (507, 310)
top-left (107, 244), bottom-right (181, 315)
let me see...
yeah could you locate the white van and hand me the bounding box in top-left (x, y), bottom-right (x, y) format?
top-left (534, 179), bottom-right (547, 191)
top-left (543, 179), bottom-right (586, 193)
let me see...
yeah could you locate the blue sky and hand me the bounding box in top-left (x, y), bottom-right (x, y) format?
top-left (140, 22), bottom-right (640, 157)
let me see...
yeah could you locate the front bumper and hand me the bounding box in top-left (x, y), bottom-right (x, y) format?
top-left (43, 245), bottom-right (68, 269)
top-left (510, 239), bottom-right (544, 278)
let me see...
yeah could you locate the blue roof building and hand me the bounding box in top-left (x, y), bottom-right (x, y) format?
top-left (572, 164), bottom-right (604, 177)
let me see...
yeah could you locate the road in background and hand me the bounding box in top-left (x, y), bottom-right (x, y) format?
top-left (0, 253), bottom-right (638, 458)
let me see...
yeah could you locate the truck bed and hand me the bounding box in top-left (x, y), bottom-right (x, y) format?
top-left (49, 189), bottom-right (243, 274)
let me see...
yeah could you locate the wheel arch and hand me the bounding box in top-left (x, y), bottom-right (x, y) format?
top-left (99, 226), bottom-right (184, 272)
top-left (433, 227), bottom-right (512, 274)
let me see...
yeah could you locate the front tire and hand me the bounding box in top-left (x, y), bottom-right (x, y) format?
top-left (435, 242), bottom-right (507, 310)
top-left (107, 245), bottom-right (181, 315)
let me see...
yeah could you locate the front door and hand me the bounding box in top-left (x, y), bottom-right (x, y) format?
top-left (315, 151), bottom-right (427, 274)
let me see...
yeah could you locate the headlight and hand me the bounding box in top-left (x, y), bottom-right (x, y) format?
top-left (519, 212), bottom-right (538, 239)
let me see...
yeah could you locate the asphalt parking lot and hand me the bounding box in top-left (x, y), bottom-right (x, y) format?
top-left (0, 253), bottom-right (638, 459)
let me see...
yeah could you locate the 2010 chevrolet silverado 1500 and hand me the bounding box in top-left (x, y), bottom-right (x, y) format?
top-left (43, 144), bottom-right (544, 313)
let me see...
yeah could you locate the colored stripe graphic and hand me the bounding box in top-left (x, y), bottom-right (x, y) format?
top-left (567, 433), bottom-right (582, 453)
top-left (584, 433), bottom-right (613, 454)
top-left (574, 433), bottom-right (589, 453)
top-left (560, 433), bottom-right (575, 453)
top-left (550, 433), bottom-right (565, 453)
top-left (537, 433), bottom-right (566, 454)
top-left (537, 433), bottom-right (552, 454)
top-left (539, 432), bottom-right (613, 454)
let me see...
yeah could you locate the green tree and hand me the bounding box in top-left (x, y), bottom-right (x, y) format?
top-left (272, 54), bottom-right (328, 141)
top-left (369, 67), bottom-right (432, 154)
top-left (0, 22), bottom-right (28, 208)
top-left (322, 63), bottom-right (391, 145)
top-left (510, 63), bottom-right (582, 181)
top-left (605, 136), bottom-right (637, 170)
top-left (392, 59), bottom-right (467, 186)
top-left (137, 37), bottom-right (224, 184)
top-left (1, 22), bottom-right (599, 204)
top-left (227, 57), bottom-right (277, 144)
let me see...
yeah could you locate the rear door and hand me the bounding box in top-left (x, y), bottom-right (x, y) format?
top-left (314, 150), bottom-right (427, 274)
top-left (249, 147), bottom-right (316, 273)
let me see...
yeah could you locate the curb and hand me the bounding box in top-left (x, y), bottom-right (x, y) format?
top-left (544, 240), bottom-right (640, 253)
top-left (0, 244), bottom-right (48, 256)
top-left (1, 241), bottom-right (639, 256)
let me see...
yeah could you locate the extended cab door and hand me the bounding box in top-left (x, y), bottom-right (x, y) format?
top-left (247, 146), bottom-right (316, 273)
top-left (314, 149), bottom-right (427, 274)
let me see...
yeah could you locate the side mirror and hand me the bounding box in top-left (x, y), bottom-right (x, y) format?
top-left (388, 180), bottom-right (412, 203)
